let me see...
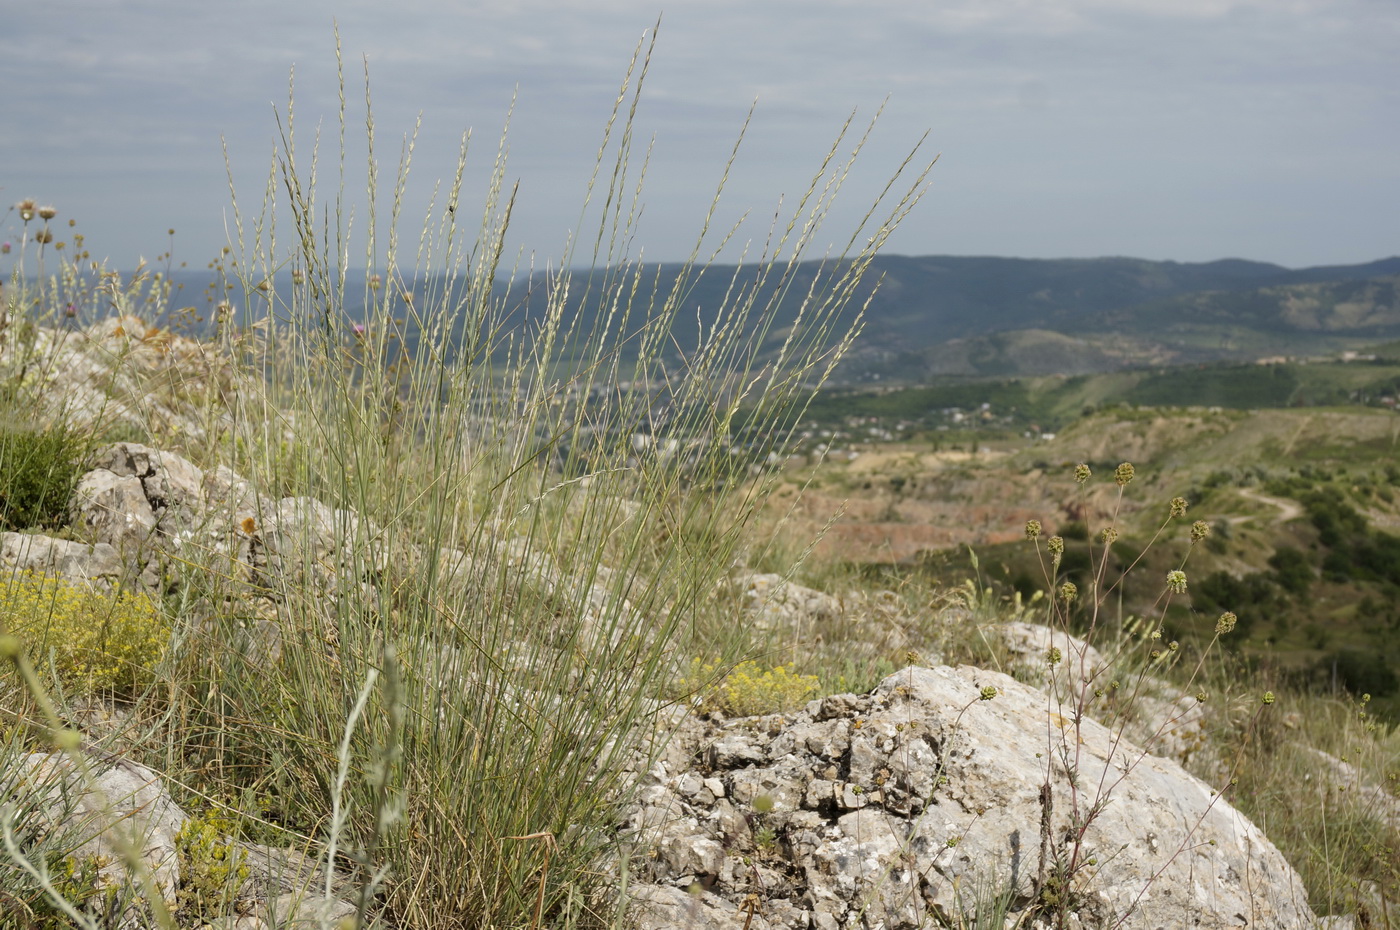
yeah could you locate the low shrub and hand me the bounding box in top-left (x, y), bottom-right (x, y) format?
top-left (679, 659), bottom-right (821, 717)
top-left (0, 570), bottom-right (168, 697)
top-left (175, 810), bottom-right (249, 922)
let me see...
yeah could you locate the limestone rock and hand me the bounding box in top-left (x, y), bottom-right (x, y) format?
top-left (257, 891), bottom-right (360, 928)
top-left (9, 753), bottom-right (188, 921)
top-left (998, 620), bottom-right (1105, 677)
top-left (624, 665), bottom-right (1315, 930)
top-left (4, 751), bottom-right (367, 929)
top-left (632, 883), bottom-right (775, 930)
top-left (738, 573), bottom-right (842, 630)
top-left (1, 315), bottom-right (236, 442)
top-left (0, 531), bottom-right (123, 586)
top-left (728, 573), bottom-right (923, 671)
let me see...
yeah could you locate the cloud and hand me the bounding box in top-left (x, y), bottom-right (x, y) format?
top-left (1, 0), bottom-right (1395, 268)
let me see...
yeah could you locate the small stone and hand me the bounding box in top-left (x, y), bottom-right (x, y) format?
top-left (674, 772), bottom-right (704, 798)
top-left (710, 732), bottom-right (766, 768)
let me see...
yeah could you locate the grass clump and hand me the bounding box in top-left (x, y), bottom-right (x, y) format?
top-left (0, 420), bottom-right (87, 531)
top-left (0, 20), bottom-right (934, 928)
top-left (0, 570), bottom-right (168, 697)
top-left (134, 24), bottom-right (935, 930)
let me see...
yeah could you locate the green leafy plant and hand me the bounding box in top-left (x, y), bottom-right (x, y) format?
top-left (3, 851), bottom-right (124, 930)
top-left (175, 810), bottom-right (249, 922)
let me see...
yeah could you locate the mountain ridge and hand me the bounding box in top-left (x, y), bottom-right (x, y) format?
top-left (154, 253), bottom-right (1400, 381)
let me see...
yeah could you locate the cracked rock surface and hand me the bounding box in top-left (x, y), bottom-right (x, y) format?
top-left (625, 665), bottom-right (1312, 930)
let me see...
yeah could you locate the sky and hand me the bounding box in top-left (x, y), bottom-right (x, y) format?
top-left (2, 0), bottom-right (1397, 273)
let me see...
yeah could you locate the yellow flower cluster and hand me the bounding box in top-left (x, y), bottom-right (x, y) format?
top-left (0, 570), bottom-right (168, 696)
top-left (680, 659), bottom-right (821, 717)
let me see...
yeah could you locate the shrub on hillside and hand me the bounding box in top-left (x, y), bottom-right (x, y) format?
top-left (1316, 649), bottom-right (1400, 699)
top-left (1268, 545), bottom-right (1313, 597)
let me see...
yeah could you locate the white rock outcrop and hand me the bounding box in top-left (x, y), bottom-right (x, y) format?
top-left (626, 665), bottom-right (1314, 930)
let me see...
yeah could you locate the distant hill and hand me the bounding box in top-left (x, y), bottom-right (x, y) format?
top-left (158, 254), bottom-right (1400, 382)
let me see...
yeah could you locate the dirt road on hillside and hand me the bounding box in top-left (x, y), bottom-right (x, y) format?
top-left (1237, 487), bottom-right (1305, 524)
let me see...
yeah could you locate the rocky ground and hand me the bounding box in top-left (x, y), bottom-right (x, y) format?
top-left (2, 316), bottom-right (1390, 928)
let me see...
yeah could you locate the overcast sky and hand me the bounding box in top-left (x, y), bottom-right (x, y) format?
top-left (3, 1), bottom-right (1397, 273)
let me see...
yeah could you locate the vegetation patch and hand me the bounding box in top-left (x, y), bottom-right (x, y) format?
top-left (679, 658), bottom-right (822, 717)
top-left (0, 421), bottom-right (87, 531)
top-left (0, 570), bottom-right (168, 697)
